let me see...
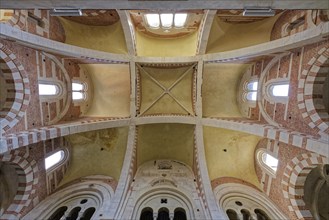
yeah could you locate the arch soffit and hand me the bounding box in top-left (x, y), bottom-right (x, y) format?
top-left (282, 153), bottom-right (329, 219)
top-left (0, 152), bottom-right (38, 218)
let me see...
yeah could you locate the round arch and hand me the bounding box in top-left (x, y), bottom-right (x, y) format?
top-left (281, 153), bottom-right (329, 219)
top-left (22, 175), bottom-right (116, 220)
top-left (0, 43), bottom-right (30, 134)
top-left (214, 183), bottom-right (287, 220)
top-left (0, 152), bottom-right (38, 219)
top-left (297, 46), bottom-right (329, 137)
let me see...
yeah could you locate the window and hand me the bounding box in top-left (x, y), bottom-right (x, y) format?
top-left (72, 82), bottom-right (85, 100)
top-left (145, 13), bottom-right (188, 29)
top-left (271, 84), bottom-right (289, 97)
top-left (256, 149), bottom-right (279, 176)
top-left (45, 150), bottom-right (65, 170)
top-left (39, 83), bottom-right (59, 96)
top-left (262, 153), bottom-right (278, 172)
top-left (245, 81), bottom-right (258, 101)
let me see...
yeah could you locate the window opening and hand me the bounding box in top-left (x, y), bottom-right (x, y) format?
top-left (254, 209), bottom-right (270, 220)
top-left (241, 209), bottom-right (251, 220)
top-left (145, 14), bottom-right (160, 28)
top-left (67, 207), bottom-right (81, 220)
top-left (160, 13), bottom-right (173, 28)
top-left (39, 84), bottom-right (58, 96)
top-left (226, 209), bottom-right (239, 220)
top-left (174, 13), bottom-right (188, 28)
top-left (262, 153), bottom-right (278, 172)
top-left (81, 207), bottom-right (96, 220)
top-left (271, 84), bottom-right (289, 97)
top-left (288, 16), bottom-right (305, 32)
top-left (157, 207), bottom-right (169, 220)
top-left (140, 207), bottom-right (153, 220)
top-left (174, 208), bottom-right (187, 220)
top-left (245, 81), bottom-right (258, 101)
top-left (45, 150), bottom-right (65, 170)
top-left (72, 82), bottom-right (85, 100)
top-left (48, 206), bottom-right (67, 220)
top-left (145, 13), bottom-right (187, 29)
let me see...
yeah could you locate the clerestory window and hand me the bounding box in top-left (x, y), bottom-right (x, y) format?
top-left (39, 83), bottom-right (59, 96)
top-left (245, 81), bottom-right (258, 101)
top-left (145, 13), bottom-right (188, 29)
top-left (72, 82), bottom-right (86, 100)
top-left (45, 150), bottom-right (65, 170)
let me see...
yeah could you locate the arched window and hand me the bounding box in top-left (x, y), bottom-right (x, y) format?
top-left (145, 13), bottom-right (187, 29)
top-left (72, 82), bottom-right (85, 100)
top-left (226, 209), bottom-right (239, 220)
top-left (140, 207), bottom-right (153, 220)
top-left (255, 209), bottom-right (270, 220)
top-left (270, 84), bottom-right (289, 97)
top-left (245, 81), bottom-right (258, 101)
top-left (80, 207), bottom-right (96, 220)
top-left (48, 206), bottom-right (67, 220)
top-left (39, 83), bottom-right (59, 96)
top-left (45, 150), bottom-right (65, 170)
top-left (256, 149), bottom-right (279, 176)
top-left (262, 153), bottom-right (278, 172)
top-left (174, 208), bottom-right (187, 220)
top-left (157, 207), bottom-right (169, 220)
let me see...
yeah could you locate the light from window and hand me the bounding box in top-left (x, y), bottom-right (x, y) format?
top-left (145, 13), bottom-right (187, 29)
top-left (45, 150), bottom-right (64, 170)
top-left (160, 13), bottom-right (173, 28)
top-left (145, 14), bottom-right (160, 28)
top-left (247, 81), bottom-right (258, 91)
top-left (72, 92), bottom-right (83, 100)
top-left (72, 82), bottom-right (85, 100)
top-left (39, 84), bottom-right (58, 95)
top-left (262, 153), bottom-right (278, 172)
top-left (72, 82), bottom-right (83, 91)
top-left (174, 13), bottom-right (187, 28)
top-left (272, 84), bottom-right (289, 97)
top-left (246, 92), bottom-right (257, 101)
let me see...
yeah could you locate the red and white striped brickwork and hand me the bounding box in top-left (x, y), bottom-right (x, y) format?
top-left (0, 151), bottom-right (39, 219)
top-left (298, 46), bottom-right (329, 135)
top-left (0, 43), bottom-right (30, 135)
top-left (281, 153), bottom-right (329, 219)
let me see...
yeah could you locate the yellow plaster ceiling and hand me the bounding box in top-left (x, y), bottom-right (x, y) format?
top-left (137, 124), bottom-right (194, 168)
top-left (81, 64), bottom-right (131, 118)
top-left (202, 63), bottom-right (249, 118)
top-left (203, 126), bottom-right (261, 187)
top-left (138, 64), bottom-right (195, 116)
top-left (59, 17), bottom-right (128, 54)
top-left (59, 127), bottom-right (129, 186)
top-left (206, 14), bottom-right (279, 53)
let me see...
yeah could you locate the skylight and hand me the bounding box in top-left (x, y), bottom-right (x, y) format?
top-left (39, 84), bottom-right (58, 95)
top-left (160, 13), bottom-right (173, 28)
top-left (272, 84), bottom-right (289, 97)
top-left (145, 14), bottom-right (160, 28)
top-left (145, 13), bottom-right (187, 29)
top-left (45, 150), bottom-right (64, 170)
top-left (262, 153), bottom-right (278, 171)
